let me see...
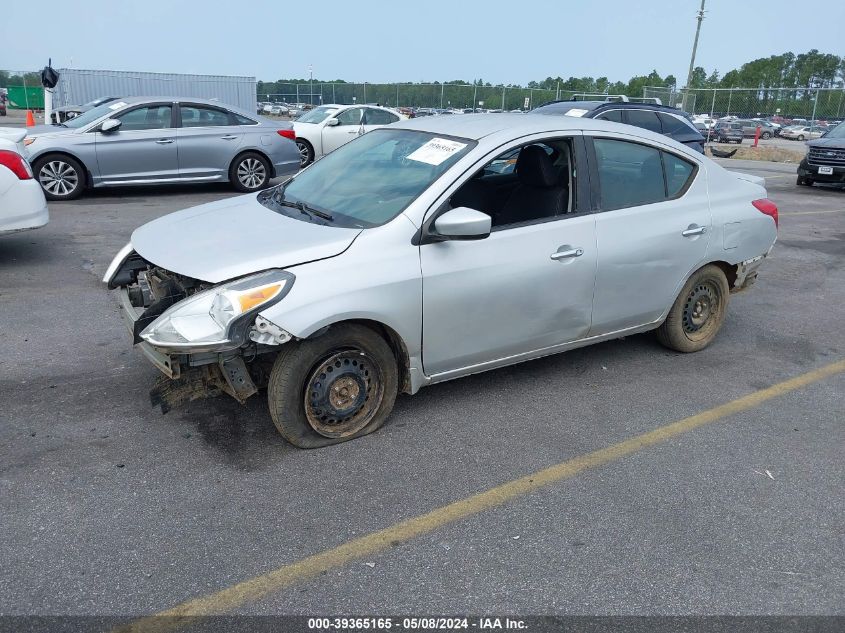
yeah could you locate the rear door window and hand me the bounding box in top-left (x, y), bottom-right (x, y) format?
top-left (592, 138), bottom-right (698, 210)
top-left (625, 110), bottom-right (662, 133)
top-left (595, 110), bottom-right (623, 123)
top-left (657, 113), bottom-right (693, 135)
top-left (180, 105), bottom-right (232, 127)
top-left (364, 108), bottom-right (400, 125)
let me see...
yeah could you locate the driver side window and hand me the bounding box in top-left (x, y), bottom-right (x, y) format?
top-left (448, 139), bottom-right (573, 229)
top-left (116, 105), bottom-right (172, 131)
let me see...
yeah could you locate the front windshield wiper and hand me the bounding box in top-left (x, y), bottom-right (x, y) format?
top-left (270, 187), bottom-right (334, 222)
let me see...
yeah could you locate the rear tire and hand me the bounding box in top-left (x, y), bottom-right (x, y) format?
top-left (296, 139), bottom-right (314, 167)
top-left (229, 152), bottom-right (271, 192)
top-left (656, 265), bottom-right (730, 353)
top-left (32, 154), bottom-right (85, 201)
top-left (797, 135), bottom-right (805, 141)
top-left (267, 324), bottom-right (399, 448)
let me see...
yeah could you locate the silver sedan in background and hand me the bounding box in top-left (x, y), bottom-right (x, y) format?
top-left (105, 114), bottom-right (778, 448)
top-left (24, 96), bottom-right (301, 200)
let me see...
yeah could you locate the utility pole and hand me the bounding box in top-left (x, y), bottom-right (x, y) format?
top-left (683, 0), bottom-right (706, 113)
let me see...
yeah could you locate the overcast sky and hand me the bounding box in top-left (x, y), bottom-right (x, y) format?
top-left (3, 0), bottom-right (843, 85)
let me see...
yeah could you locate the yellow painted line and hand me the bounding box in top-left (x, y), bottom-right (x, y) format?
top-left (116, 358), bottom-right (845, 633)
top-left (781, 209), bottom-right (845, 216)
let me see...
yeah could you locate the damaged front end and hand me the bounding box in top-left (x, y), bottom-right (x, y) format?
top-left (104, 245), bottom-right (294, 413)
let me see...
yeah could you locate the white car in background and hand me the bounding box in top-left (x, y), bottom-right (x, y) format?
top-left (292, 104), bottom-right (406, 166)
top-left (0, 128), bottom-right (48, 235)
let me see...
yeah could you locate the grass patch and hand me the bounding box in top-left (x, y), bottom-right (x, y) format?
top-left (707, 143), bottom-right (806, 163)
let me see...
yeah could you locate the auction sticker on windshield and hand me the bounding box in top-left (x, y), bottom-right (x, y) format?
top-left (406, 138), bottom-right (468, 165)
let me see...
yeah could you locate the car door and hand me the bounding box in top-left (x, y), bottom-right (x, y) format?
top-left (420, 135), bottom-right (598, 377)
top-left (321, 107), bottom-right (364, 155)
top-left (93, 103), bottom-right (177, 183)
top-left (176, 103), bottom-right (243, 180)
top-left (586, 134), bottom-right (710, 336)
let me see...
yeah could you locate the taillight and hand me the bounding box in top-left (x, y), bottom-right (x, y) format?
top-left (0, 150), bottom-right (33, 180)
top-left (277, 129), bottom-right (296, 141)
top-left (752, 198), bottom-right (778, 228)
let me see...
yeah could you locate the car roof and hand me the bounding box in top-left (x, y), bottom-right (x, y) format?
top-left (535, 100), bottom-right (690, 117)
top-left (393, 112), bottom-right (700, 151)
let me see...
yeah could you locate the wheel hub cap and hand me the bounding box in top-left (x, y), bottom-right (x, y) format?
top-left (237, 158), bottom-right (265, 189)
top-left (39, 161), bottom-right (78, 196)
top-left (304, 350), bottom-right (382, 438)
top-left (683, 284), bottom-right (717, 332)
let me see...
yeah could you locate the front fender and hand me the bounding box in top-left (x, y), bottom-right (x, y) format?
top-left (257, 215), bottom-right (423, 360)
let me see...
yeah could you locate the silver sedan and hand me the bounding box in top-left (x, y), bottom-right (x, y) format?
top-left (105, 114), bottom-right (778, 448)
top-left (24, 96), bottom-right (301, 200)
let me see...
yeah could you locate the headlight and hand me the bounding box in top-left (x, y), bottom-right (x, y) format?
top-left (140, 269), bottom-right (294, 350)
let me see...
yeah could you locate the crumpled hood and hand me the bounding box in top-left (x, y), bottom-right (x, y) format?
top-left (131, 193), bottom-right (362, 283)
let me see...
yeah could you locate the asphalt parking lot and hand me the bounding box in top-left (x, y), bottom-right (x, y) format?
top-left (0, 159), bottom-right (843, 625)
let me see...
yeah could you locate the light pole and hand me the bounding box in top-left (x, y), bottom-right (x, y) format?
top-left (309, 65), bottom-right (313, 107)
top-left (683, 0), bottom-right (706, 113)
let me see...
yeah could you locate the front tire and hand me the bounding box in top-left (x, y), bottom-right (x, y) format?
top-left (797, 135), bottom-right (805, 141)
top-left (296, 139), bottom-right (314, 167)
top-left (230, 152), bottom-right (271, 192)
top-left (33, 155), bottom-right (85, 200)
top-left (761, 132), bottom-right (771, 140)
top-left (656, 265), bottom-right (730, 353)
top-left (267, 324), bottom-right (399, 448)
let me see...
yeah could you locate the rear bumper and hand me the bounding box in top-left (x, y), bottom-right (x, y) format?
top-left (0, 180), bottom-right (49, 234)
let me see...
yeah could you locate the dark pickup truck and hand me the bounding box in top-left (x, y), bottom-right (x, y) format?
top-left (797, 122), bottom-right (845, 186)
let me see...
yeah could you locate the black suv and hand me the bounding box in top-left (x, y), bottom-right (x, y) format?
top-left (533, 98), bottom-right (706, 153)
top-left (797, 121), bottom-right (845, 187)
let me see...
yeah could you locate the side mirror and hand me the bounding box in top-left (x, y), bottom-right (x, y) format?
top-left (325, 118), bottom-right (339, 127)
top-left (430, 207), bottom-right (491, 242)
top-left (100, 118), bottom-right (121, 133)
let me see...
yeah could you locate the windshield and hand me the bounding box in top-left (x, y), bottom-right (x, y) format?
top-left (824, 122), bottom-right (845, 138)
top-left (295, 106), bottom-right (339, 124)
top-left (263, 128), bottom-right (475, 228)
top-left (61, 100), bottom-right (127, 129)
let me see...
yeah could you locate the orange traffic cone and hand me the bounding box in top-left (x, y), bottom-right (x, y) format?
top-left (25, 110), bottom-right (35, 127)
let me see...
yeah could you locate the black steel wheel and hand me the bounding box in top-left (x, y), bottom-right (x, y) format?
top-left (656, 265), bottom-right (730, 353)
top-left (267, 324), bottom-right (398, 448)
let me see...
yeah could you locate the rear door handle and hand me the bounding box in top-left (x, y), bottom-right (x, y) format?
top-left (550, 247), bottom-right (584, 260)
top-left (155, 139), bottom-right (174, 144)
top-left (220, 135), bottom-right (238, 140)
top-left (682, 225), bottom-right (707, 237)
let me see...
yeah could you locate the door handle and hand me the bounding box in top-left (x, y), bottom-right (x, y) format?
top-left (550, 247), bottom-right (584, 260)
top-left (155, 139), bottom-right (174, 144)
top-left (220, 135), bottom-right (238, 140)
top-left (682, 225), bottom-right (707, 237)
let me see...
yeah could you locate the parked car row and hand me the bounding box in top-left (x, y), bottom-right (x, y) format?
top-left (20, 97), bottom-right (301, 200)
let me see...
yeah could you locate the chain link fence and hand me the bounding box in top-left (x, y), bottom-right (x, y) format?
top-left (257, 83), bottom-right (580, 111)
top-left (643, 85), bottom-right (845, 123)
top-left (0, 70), bottom-right (43, 109)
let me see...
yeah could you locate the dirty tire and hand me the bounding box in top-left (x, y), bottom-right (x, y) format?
top-left (229, 152), bottom-right (271, 192)
top-left (296, 139), bottom-right (314, 167)
top-left (656, 265), bottom-right (730, 353)
top-left (267, 324), bottom-right (398, 448)
top-left (32, 154), bottom-right (85, 201)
